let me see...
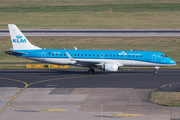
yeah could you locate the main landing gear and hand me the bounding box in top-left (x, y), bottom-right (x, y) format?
top-left (88, 68), bottom-right (94, 74)
top-left (154, 66), bottom-right (159, 74)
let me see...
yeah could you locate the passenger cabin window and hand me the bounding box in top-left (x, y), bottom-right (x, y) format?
top-left (74, 54), bottom-right (76, 56)
top-left (110, 55), bottom-right (111, 57)
top-left (85, 54), bottom-right (87, 56)
top-left (136, 55), bottom-right (138, 57)
top-left (56, 54), bottom-right (58, 56)
top-left (129, 55), bottom-right (130, 57)
top-left (113, 55), bottom-right (115, 57)
top-left (89, 54), bottom-right (91, 56)
top-left (93, 54), bottom-right (95, 56)
top-left (97, 55), bottom-right (99, 56)
top-left (117, 55), bottom-right (119, 57)
top-left (121, 55), bottom-right (123, 57)
top-left (140, 55), bottom-right (142, 57)
top-left (132, 55), bottom-right (134, 57)
top-left (81, 54), bottom-right (83, 56)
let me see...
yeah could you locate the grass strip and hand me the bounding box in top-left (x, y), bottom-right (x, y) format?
top-left (1, 3), bottom-right (180, 12)
top-left (150, 91), bottom-right (180, 107)
top-left (1, 2), bottom-right (180, 29)
top-left (0, 64), bottom-right (179, 70)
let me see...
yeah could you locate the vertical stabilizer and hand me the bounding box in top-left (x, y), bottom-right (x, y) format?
top-left (8, 24), bottom-right (42, 50)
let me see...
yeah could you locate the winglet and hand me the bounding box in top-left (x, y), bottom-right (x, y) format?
top-left (74, 47), bottom-right (78, 50)
top-left (66, 52), bottom-right (74, 61)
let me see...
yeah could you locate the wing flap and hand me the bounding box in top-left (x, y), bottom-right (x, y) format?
top-left (76, 60), bottom-right (102, 64)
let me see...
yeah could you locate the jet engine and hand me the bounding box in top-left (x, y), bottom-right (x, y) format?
top-left (102, 63), bottom-right (119, 72)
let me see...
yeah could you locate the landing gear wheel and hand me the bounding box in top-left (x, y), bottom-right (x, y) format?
top-left (154, 66), bottom-right (159, 74)
top-left (155, 69), bottom-right (158, 74)
top-left (88, 68), bottom-right (94, 74)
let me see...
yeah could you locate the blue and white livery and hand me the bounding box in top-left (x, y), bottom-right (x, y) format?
top-left (5, 24), bottom-right (176, 74)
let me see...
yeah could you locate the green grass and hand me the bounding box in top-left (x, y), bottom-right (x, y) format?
top-left (2, 11), bottom-right (180, 29)
top-left (150, 91), bottom-right (180, 107)
top-left (1, 63), bottom-right (180, 69)
top-left (0, 64), bottom-right (26, 69)
top-left (1, 0), bottom-right (180, 7)
top-left (1, 3), bottom-right (180, 12)
top-left (1, 1), bottom-right (180, 29)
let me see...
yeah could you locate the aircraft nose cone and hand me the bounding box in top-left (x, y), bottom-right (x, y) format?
top-left (170, 59), bottom-right (176, 65)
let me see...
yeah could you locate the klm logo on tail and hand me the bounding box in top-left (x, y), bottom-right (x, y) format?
top-left (13, 35), bottom-right (26, 43)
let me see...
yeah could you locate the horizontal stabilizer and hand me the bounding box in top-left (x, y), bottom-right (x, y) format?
top-left (5, 50), bottom-right (27, 55)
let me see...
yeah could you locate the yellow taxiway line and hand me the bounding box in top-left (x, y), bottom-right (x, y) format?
top-left (0, 75), bottom-right (145, 118)
top-left (1, 71), bottom-right (169, 114)
top-left (105, 113), bottom-right (143, 117)
top-left (0, 77), bottom-right (28, 114)
top-left (9, 105), bottom-right (68, 112)
top-left (0, 75), bottom-right (101, 114)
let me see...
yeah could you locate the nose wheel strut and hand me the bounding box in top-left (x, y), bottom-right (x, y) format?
top-left (154, 66), bottom-right (159, 74)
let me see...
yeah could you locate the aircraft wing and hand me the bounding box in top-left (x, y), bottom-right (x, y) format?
top-left (66, 52), bottom-right (103, 65)
top-left (66, 52), bottom-right (123, 66)
top-left (75, 60), bottom-right (102, 64)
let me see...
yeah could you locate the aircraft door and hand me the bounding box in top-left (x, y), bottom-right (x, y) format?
top-left (152, 54), bottom-right (156, 62)
top-left (41, 52), bottom-right (46, 60)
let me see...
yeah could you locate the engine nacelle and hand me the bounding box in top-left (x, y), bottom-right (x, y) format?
top-left (103, 63), bottom-right (119, 72)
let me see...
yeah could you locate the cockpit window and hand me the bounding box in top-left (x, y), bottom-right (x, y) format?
top-left (161, 55), bottom-right (168, 58)
top-left (161, 55), bottom-right (164, 58)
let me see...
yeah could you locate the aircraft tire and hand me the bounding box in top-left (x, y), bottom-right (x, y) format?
top-left (88, 69), bottom-right (94, 74)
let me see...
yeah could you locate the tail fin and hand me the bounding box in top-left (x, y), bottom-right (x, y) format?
top-left (8, 24), bottom-right (41, 50)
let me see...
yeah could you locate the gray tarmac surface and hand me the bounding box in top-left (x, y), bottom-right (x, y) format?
top-left (1, 29), bottom-right (180, 37)
top-left (0, 69), bottom-right (179, 88)
top-left (0, 69), bottom-right (180, 120)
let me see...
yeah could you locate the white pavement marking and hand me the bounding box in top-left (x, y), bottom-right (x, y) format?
top-left (46, 85), bottom-right (58, 87)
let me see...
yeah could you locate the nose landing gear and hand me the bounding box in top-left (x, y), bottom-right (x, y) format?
top-left (154, 66), bottom-right (159, 74)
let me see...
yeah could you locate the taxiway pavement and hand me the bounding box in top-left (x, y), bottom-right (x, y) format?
top-left (0, 69), bottom-right (180, 120)
top-left (0, 69), bottom-right (179, 88)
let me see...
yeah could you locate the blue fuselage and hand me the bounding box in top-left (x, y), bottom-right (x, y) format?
top-left (12, 49), bottom-right (176, 67)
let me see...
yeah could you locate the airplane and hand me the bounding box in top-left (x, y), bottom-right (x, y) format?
top-left (5, 24), bottom-right (176, 74)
